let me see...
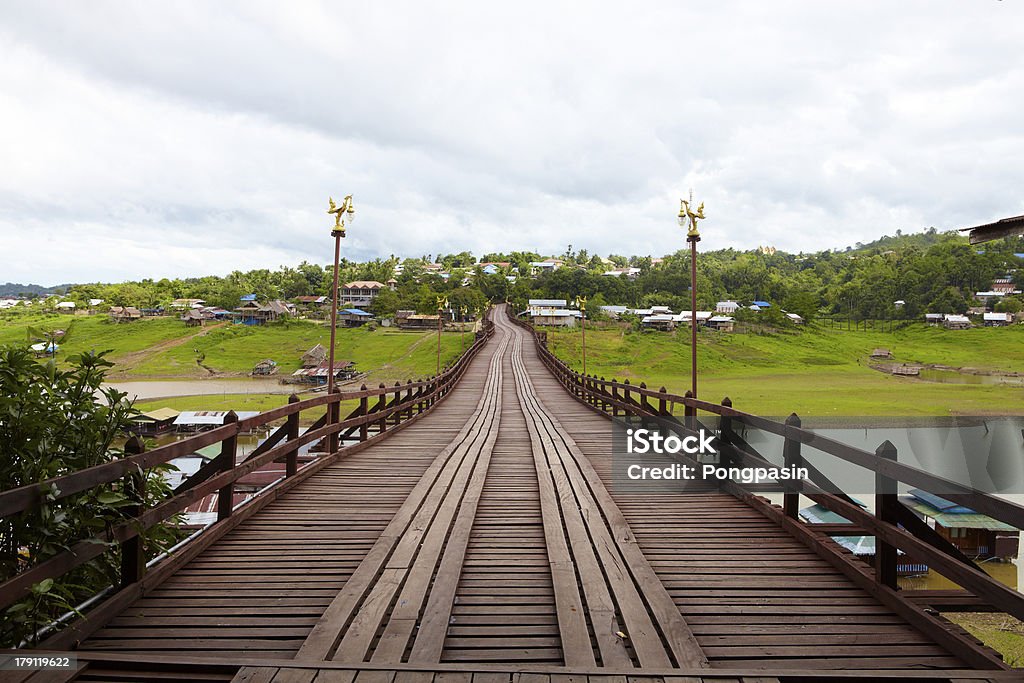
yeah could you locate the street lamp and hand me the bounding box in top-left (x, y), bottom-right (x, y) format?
top-left (678, 191), bottom-right (705, 399)
top-left (574, 295), bottom-right (587, 376)
top-left (436, 295), bottom-right (449, 374)
top-left (326, 195), bottom-right (355, 394)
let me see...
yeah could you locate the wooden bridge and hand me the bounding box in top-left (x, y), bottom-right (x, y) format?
top-left (2, 305), bottom-right (1023, 682)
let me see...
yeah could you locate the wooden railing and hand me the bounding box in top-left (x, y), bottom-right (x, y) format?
top-left (1, 314), bottom-right (494, 648)
top-left (510, 314), bottom-right (1022, 669)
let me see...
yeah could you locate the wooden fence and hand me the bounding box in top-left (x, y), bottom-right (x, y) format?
top-left (0, 315), bottom-right (495, 648)
top-left (509, 314), bottom-right (1024, 669)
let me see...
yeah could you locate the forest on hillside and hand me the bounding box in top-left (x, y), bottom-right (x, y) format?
top-left (13, 229), bottom-right (1024, 323)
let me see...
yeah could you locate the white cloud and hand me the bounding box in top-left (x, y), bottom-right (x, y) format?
top-left (0, 1), bottom-right (1022, 284)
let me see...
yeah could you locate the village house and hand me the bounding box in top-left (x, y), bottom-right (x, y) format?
top-left (399, 313), bottom-right (441, 329)
top-left (641, 314), bottom-right (676, 331)
top-left (983, 312), bottom-right (1012, 327)
top-left (251, 359), bottom-right (278, 376)
top-left (290, 361), bottom-right (358, 385)
top-left (992, 277), bottom-right (1018, 295)
top-left (337, 308), bottom-right (374, 327)
top-left (128, 408), bottom-right (180, 436)
top-left (55, 301), bottom-right (76, 312)
top-left (301, 344), bottom-right (327, 368)
top-left (602, 267), bottom-right (641, 279)
top-left (974, 290), bottom-right (1005, 304)
top-left (109, 306), bottom-right (142, 323)
top-left (527, 299), bottom-right (568, 316)
top-left (785, 312), bottom-right (804, 324)
top-left (943, 314), bottom-right (972, 330)
top-left (171, 298), bottom-right (206, 309)
top-left (478, 262), bottom-right (510, 275)
top-left (234, 299), bottom-right (294, 325)
top-left (340, 280), bottom-right (388, 308)
top-left (870, 348), bottom-right (892, 359)
top-left (716, 300), bottom-right (740, 314)
top-left (902, 489), bottom-right (1018, 559)
top-left (532, 309), bottom-right (581, 327)
top-left (181, 309), bottom-right (206, 327)
top-left (706, 315), bottom-right (735, 332)
top-left (925, 313), bottom-right (944, 326)
top-left (529, 259), bottom-right (564, 275)
top-left (599, 305), bottom-right (628, 319)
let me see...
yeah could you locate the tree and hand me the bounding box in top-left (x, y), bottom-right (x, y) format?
top-left (371, 287), bottom-right (401, 317)
top-left (0, 349), bottom-right (179, 646)
top-left (995, 296), bottom-right (1022, 314)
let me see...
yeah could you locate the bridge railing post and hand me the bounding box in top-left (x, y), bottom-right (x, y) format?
top-left (286, 394), bottom-right (299, 477)
top-left (719, 397), bottom-right (734, 468)
top-left (610, 380), bottom-right (619, 416)
top-left (639, 382), bottom-right (652, 416)
top-left (377, 383), bottom-right (388, 433)
top-left (217, 411), bottom-right (238, 523)
top-left (875, 440), bottom-right (899, 589)
top-left (328, 388), bottom-right (341, 453)
top-left (358, 385), bottom-right (369, 441)
top-left (405, 379), bottom-right (414, 420)
top-left (120, 435), bottom-right (146, 587)
top-left (683, 390), bottom-right (696, 432)
top-left (659, 387), bottom-right (669, 417)
top-left (392, 381), bottom-right (402, 426)
top-left (782, 413), bottom-right (802, 518)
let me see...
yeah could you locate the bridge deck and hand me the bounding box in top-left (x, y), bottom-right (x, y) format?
top-left (61, 308), bottom-right (1003, 681)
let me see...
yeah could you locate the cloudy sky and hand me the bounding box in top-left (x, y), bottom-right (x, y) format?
top-left (1, 1), bottom-right (1022, 284)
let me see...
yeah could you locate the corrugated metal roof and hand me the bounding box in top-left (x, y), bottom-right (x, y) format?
top-left (903, 491), bottom-right (1016, 531)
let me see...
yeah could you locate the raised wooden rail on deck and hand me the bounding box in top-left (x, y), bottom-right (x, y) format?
top-left (0, 315), bottom-right (495, 648)
top-left (508, 312), bottom-right (1020, 670)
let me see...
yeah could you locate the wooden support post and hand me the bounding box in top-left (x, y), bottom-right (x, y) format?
top-left (638, 382), bottom-right (651, 416)
top-left (719, 397), bottom-right (734, 468)
top-left (376, 383), bottom-right (388, 433)
top-left (359, 385), bottom-right (369, 441)
top-left (393, 381), bottom-right (402, 426)
top-left (683, 389), bottom-right (696, 433)
top-left (600, 377), bottom-right (608, 412)
top-left (406, 379), bottom-right (414, 420)
top-left (328, 388), bottom-right (341, 454)
top-left (659, 387), bottom-right (669, 416)
top-left (783, 412), bottom-right (802, 518)
top-left (286, 394), bottom-right (299, 477)
top-left (610, 379), bottom-right (619, 416)
top-left (217, 411), bottom-right (238, 523)
top-left (876, 440), bottom-right (899, 589)
top-left (120, 435), bottom-right (146, 587)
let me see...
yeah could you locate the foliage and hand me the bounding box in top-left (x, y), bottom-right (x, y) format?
top-left (0, 348), bottom-right (181, 647)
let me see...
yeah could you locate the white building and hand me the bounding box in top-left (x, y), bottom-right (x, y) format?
top-left (527, 299), bottom-right (568, 316)
top-left (716, 300), bottom-right (740, 314)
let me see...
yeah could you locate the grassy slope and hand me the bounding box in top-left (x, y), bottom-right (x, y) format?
top-left (0, 311), bottom-right (467, 381)
top-left (546, 323), bottom-right (1024, 416)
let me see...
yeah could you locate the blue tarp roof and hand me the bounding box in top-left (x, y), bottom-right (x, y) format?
top-left (908, 488), bottom-right (975, 514)
top-left (753, 300), bottom-right (771, 307)
top-left (1015, 253), bottom-right (1024, 259)
top-left (341, 308), bottom-right (372, 316)
top-left (240, 294), bottom-right (257, 301)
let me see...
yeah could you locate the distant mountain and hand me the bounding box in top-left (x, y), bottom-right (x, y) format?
top-left (0, 282), bottom-right (73, 297)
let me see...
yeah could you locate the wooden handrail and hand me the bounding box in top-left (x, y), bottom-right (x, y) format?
top-left (0, 313), bottom-right (495, 616)
top-left (509, 312), bottom-right (1024, 624)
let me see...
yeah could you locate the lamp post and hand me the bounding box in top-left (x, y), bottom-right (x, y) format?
top-left (326, 195), bottom-right (355, 394)
top-left (436, 295), bottom-right (449, 375)
top-left (678, 191), bottom-right (705, 399)
top-left (574, 295), bottom-right (587, 376)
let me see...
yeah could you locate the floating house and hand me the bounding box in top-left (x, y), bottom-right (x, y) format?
top-left (800, 502), bottom-right (928, 575)
top-left (290, 361), bottom-right (358, 385)
top-left (129, 408), bottom-right (181, 436)
top-left (902, 489), bottom-right (1018, 559)
top-left (252, 359), bottom-right (278, 376)
top-left (173, 411), bottom-right (260, 432)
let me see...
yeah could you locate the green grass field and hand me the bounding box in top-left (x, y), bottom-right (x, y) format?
top-left (0, 310), bottom-right (468, 381)
top-left (546, 323), bottom-right (1024, 416)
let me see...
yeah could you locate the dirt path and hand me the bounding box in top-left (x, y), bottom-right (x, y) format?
top-left (110, 322), bottom-right (227, 377)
